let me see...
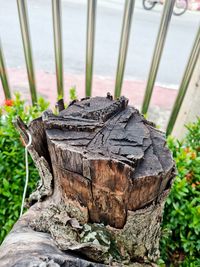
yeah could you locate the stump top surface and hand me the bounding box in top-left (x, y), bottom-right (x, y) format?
top-left (44, 96), bottom-right (173, 179)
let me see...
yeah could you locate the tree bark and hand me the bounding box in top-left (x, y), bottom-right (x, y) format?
top-left (0, 95), bottom-right (175, 266)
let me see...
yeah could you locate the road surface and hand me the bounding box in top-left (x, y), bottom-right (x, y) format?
top-left (0, 0), bottom-right (199, 87)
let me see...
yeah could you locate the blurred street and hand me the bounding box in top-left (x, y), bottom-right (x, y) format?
top-left (0, 0), bottom-right (200, 129)
top-left (0, 0), bottom-right (199, 87)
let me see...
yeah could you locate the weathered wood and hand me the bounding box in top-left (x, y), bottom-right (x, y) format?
top-left (43, 96), bottom-right (174, 228)
top-left (0, 204), bottom-right (106, 267)
top-left (0, 95), bottom-right (175, 266)
top-left (14, 117), bottom-right (53, 203)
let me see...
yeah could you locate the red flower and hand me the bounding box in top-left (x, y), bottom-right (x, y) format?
top-left (4, 99), bottom-right (14, 106)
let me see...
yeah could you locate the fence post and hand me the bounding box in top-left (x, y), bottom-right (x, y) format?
top-left (85, 0), bottom-right (97, 97)
top-left (52, 0), bottom-right (64, 99)
top-left (167, 26), bottom-right (200, 136)
top-left (0, 41), bottom-right (11, 99)
top-left (17, 0), bottom-right (37, 105)
top-left (141, 0), bottom-right (175, 114)
top-left (171, 53), bottom-right (200, 139)
top-left (114, 0), bottom-right (135, 99)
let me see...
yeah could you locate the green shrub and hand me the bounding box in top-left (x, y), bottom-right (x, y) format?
top-left (69, 86), bottom-right (77, 101)
top-left (160, 118), bottom-right (200, 266)
top-left (0, 94), bottom-right (49, 243)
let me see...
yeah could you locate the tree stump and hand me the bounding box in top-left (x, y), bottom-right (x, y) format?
top-left (0, 95), bottom-right (175, 266)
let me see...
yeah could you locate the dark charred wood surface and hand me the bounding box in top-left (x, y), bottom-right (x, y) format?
top-left (39, 96), bottom-right (175, 228)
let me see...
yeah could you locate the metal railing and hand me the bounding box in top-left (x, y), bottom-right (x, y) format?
top-left (0, 41), bottom-right (11, 99)
top-left (17, 0), bottom-right (37, 105)
top-left (0, 0), bottom-right (199, 135)
top-left (85, 0), bottom-right (97, 97)
top-left (141, 0), bottom-right (175, 114)
top-left (166, 26), bottom-right (200, 135)
top-left (52, 0), bottom-right (64, 99)
top-left (114, 0), bottom-right (135, 99)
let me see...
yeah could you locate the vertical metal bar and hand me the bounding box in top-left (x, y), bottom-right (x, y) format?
top-left (0, 41), bottom-right (11, 99)
top-left (114, 0), bottom-right (135, 99)
top-left (52, 0), bottom-right (64, 99)
top-left (17, 0), bottom-right (37, 105)
top-left (141, 0), bottom-right (175, 114)
top-left (166, 26), bottom-right (200, 136)
top-left (85, 0), bottom-right (97, 97)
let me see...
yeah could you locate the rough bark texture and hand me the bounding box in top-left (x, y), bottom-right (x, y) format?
top-left (0, 95), bottom-right (175, 266)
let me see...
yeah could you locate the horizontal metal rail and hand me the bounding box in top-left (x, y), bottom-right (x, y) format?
top-left (17, 0), bottom-right (37, 105)
top-left (166, 26), bottom-right (200, 136)
top-left (141, 0), bottom-right (175, 114)
top-left (85, 0), bottom-right (97, 97)
top-left (52, 0), bottom-right (64, 99)
top-left (0, 41), bottom-right (11, 99)
top-left (114, 0), bottom-right (135, 99)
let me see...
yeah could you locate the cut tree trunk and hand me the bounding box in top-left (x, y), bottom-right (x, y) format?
top-left (0, 95), bottom-right (175, 266)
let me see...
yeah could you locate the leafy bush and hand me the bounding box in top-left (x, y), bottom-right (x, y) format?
top-left (0, 94), bottom-right (49, 243)
top-left (160, 118), bottom-right (200, 266)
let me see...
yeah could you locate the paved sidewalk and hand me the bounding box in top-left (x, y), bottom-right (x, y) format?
top-left (0, 68), bottom-right (178, 130)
